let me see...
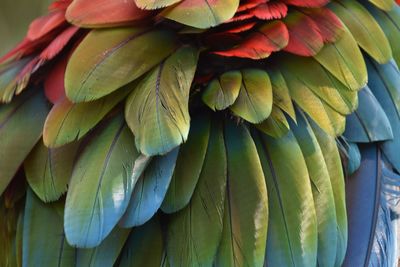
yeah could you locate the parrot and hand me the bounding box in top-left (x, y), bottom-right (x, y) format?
top-left (0, 0), bottom-right (400, 266)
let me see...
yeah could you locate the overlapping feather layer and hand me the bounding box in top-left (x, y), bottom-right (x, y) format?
top-left (0, 0), bottom-right (400, 266)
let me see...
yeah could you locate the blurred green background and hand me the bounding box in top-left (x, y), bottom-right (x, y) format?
top-left (0, 0), bottom-right (52, 56)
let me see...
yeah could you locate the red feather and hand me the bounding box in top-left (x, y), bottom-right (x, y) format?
top-left (38, 26), bottom-right (79, 62)
top-left (225, 21), bottom-right (258, 33)
top-left (25, 26), bottom-right (78, 84)
top-left (251, 2), bottom-right (288, 20)
top-left (0, 35), bottom-right (53, 64)
top-left (283, 11), bottom-right (324, 56)
top-left (2, 26), bottom-right (79, 98)
top-left (44, 56), bottom-right (68, 103)
top-left (214, 21), bottom-right (289, 59)
top-left (44, 32), bottom-right (86, 103)
top-left (228, 12), bottom-right (255, 22)
top-left (49, 0), bottom-right (72, 11)
top-left (27, 11), bottom-right (67, 41)
top-left (237, 0), bottom-right (268, 12)
top-left (304, 8), bottom-right (344, 43)
top-left (0, 1), bottom-right (69, 64)
top-left (11, 58), bottom-right (40, 96)
top-left (283, 0), bottom-right (329, 7)
top-left (65, 0), bottom-right (152, 27)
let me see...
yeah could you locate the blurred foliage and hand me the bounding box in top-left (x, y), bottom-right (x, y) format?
top-left (0, 0), bottom-right (52, 56)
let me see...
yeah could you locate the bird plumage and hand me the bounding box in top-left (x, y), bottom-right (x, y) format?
top-left (0, 0), bottom-right (400, 266)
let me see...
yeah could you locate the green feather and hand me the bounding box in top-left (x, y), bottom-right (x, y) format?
top-left (256, 106), bottom-right (290, 138)
top-left (125, 46), bottom-right (199, 156)
top-left (268, 69), bottom-right (296, 121)
top-left (309, 120), bottom-right (348, 266)
top-left (230, 69), bottom-right (273, 124)
top-left (330, 0), bottom-right (392, 64)
top-left (65, 27), bottom-right (177, 102)
top-left (367, 59), bottom-right (400, 171)
top-left (119, 217), bottom-right (164, 267)
top-left (24, 140), bottom-right (80, 202)
top-left (281, 56), bottom-right (358, 116)
top-left (368, 0), bottom-right (395, 11)
top-left (43, 84), bottom-right (132, 148)
top-left (162, 114), bottom-right (211, 213)
top-left (291, 112), bottom-right (338, 267)
top-left (345, 141), bottom-right (362, 175)
top-left (366, 4), bottom-right (400, 67)
top-left (280, 57), bottom-right (347, 136)
top-left (216, 121), bottom-right (268, 267)
top-left (0, 89), bottom-right (49, 195)
top-left (167, 118), bottom-right (226, 267)
top-left (314, 27), bottom-right (367, 91)
top-left (64, 114), bottom-right (140, 248)
top-left (202, 71), bottom-right (242, 111)
top-left (22, 189), bottom-right (75, 267)
top-left (344, 86), bottom-right (393, 142)
top-left (0, 58), bottom-right (30, 103)
top-left (76, 226), bottom-right (130, 267)
top-left (120, 148), bottom-right (179, 227)
top-left (254, 130), bottom-right (318, 267)
top-left (162, 0), bottom-right (239, 29)
top-left (135, 0), bottom-right (180, 9)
